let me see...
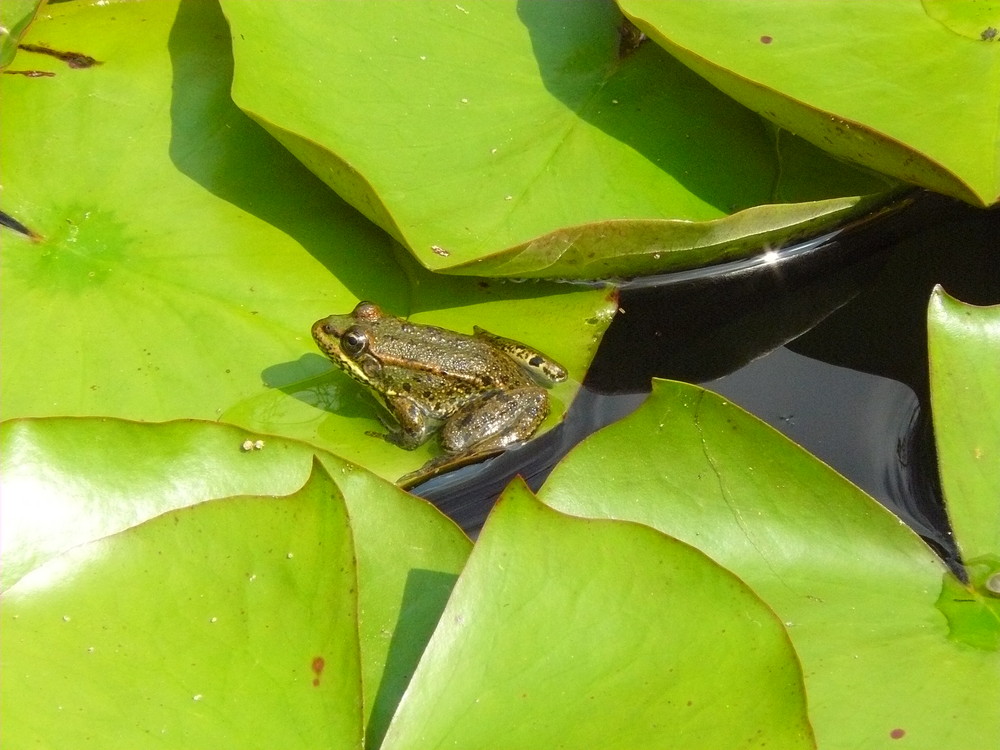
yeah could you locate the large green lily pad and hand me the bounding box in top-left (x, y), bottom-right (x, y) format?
top-left (928, 287), bottom-right (1000, 562)
top-left (221, 0), bottom-right (894, 278)
top-left (0, 0), bottom-right (613, 482)
top-left (2, 465), bottom-right (366, 749)
top-left (381, 479), bottom-right (814, 749)
top-left (621, 0), bottom-right (1000, 207)
top-left (540, 379), bottom-right (999, 749)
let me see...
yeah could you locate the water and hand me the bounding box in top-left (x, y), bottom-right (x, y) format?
top-left (417, 192), bottom-right (999, 564)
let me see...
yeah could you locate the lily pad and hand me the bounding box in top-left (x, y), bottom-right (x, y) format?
top-left (621, 0), bottom-right (1000, 207)
top-left (928, 287), bottom-right (1000, 561)
top-left (0, 417), bottom-right (472, 746)
top-left (540, 379), bottom-right (999, 749)
top-left (381, 479), bottom-right (814, 749)
top-left (2, 465), bottom-right (366, 749)
top-left (0, 0), bottom-right (39, 67)
top-left (221, 0), bottom-right (894, 278)
top-left (3, 417), bottom-right (816, 748)
top-left (0, 0), bottom-right (613, 482)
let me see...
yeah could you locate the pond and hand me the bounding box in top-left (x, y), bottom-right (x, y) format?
top-left (419, 191), bottom-right (1000, 566)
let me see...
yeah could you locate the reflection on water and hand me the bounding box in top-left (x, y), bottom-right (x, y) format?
top-left (706, 346), bottom-right (952, 558)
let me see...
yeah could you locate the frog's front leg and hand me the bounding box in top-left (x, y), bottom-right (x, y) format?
top-left (439, 386), bottom-right (550, 455)
top-left (370, 393), bottom-right (435, 450)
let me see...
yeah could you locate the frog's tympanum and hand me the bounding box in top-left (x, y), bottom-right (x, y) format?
top-left (312, 301), bottom-right (567, 484)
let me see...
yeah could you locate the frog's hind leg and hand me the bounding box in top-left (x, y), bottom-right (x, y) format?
top-left (439, 387), bottom-right (549, 455)
top-left (397, 388), bottom-right (549, 489)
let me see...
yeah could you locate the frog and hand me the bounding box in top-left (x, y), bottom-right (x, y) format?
top-left (311, 301), bottom-right (567, 484)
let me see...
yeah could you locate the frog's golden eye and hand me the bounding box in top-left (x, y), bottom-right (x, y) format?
top-left (341, 326), bottom-right (369, 357)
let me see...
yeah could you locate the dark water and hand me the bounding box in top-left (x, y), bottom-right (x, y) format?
top-left (417, 192), bottom-right (1000, 564)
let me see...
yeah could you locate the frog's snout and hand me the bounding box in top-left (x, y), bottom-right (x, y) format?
top-left (311, 317), bottom-right (342, 352)
top-left (312, 316), bottom-right (340, 336)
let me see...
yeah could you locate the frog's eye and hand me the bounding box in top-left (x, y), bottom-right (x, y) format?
top-left (341, 326), bottom-right (369, 356)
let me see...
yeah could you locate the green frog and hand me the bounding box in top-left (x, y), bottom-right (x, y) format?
top-left (312, 301), bottom-right (567, 484)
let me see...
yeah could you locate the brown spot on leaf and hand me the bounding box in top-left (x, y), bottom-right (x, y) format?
top-left (18, 43), bottom-right (101, 69)
top-left (311, 656), bottom-right (325, 687)
top-left (3, 69), bottom-right (55, 77)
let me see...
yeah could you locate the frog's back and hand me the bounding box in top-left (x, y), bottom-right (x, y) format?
top-left (375, 323), bottom-right (533, 415)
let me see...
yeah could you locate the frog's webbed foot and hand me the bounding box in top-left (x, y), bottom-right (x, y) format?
top-left (395, 446), bottom-right (507, 490)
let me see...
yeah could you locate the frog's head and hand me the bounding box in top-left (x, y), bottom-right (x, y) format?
top-left (311, 301), bottom-right (386, 385)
